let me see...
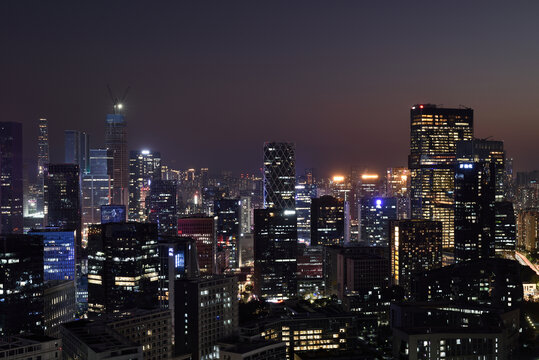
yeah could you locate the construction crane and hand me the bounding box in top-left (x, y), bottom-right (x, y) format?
top-left (107, 84), bottom-right (131, 114)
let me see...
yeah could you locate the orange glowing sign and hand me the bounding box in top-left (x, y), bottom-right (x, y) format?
top-left (361, 174), bottom-right (379, 180)
top-left (333, 175), bottom-right (345, 182)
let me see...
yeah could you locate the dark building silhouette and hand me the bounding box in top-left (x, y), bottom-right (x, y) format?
top-left (254, 208), bottom-right (298, 301)
top-left (214, 198), bottom-right (240, 269)
top-left (174, 276), bottom-right (238, 359)
top-left (454, 159), bottom-right (497, 262)
top-left (87, 222), bottom-right (159, 314)
top-left (412, 258), bottom-right (524, 309)
top-left (147, 179), bottom-right (177, 236)
top-left (0, 122), bottom-right (23, 234)
top-left (0, 234), bottom-right (44, 335)
top-left (389, 219), bottom-right (442, 292)
top-left (311, 195), bottom-right (345, 246)
top-left (44, 164), bottom-right (82, 259)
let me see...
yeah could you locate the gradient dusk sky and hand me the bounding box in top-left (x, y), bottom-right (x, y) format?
top-left (3, 1), bottom-right (539, 177)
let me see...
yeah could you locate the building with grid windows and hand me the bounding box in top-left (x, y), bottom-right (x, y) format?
top-left (409, 105), bottom-right (473, 253)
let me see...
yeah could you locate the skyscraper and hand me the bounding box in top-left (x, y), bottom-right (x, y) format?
top-left (81, 149), bottom-right (113, 227)
top-left (174, 275), bottom-right (238, 359)
top-left (29, 229), bottom-right (76, 282)
top-left (38, 118), bottom-right (49, 179)
top-left (0, 234), bottom-right (44, 335)
top-left (128, 150), bottom-right (161, 222)
top-left (359, 197), bottom-right (398, 246)
top-left (409, 104), bottom-right (473, 251)
top-left (44, 164), bottom-right (81, 254)
top-left (0, 122), bottom-right (23, 234)
top-left (296, 176), bottom-right (316, 245)
top-left (310, 195), bottom-right (345, 246)
top-left (255, 142), bottom-right (298, 300)
top-left (87, 222), bottom-right (159, 314)
top-left (254, 208), bottom-right (298, 300)
top-left (454, 160), bottom-right (496, 262)
top-left (147, 179), bottom-right (177, 236)
top-left (64, 130), bottom-right (90, 175)
top-left (263, 142), bottom-right (296, 209)
top-left (214, 198), bottom-right (240, 269)
top-left (390, 219), bottom-right (442, 292)
top-left (177, 216), bottom-right (216, 274)
top-left (105, 113), bottom-right (128, 206)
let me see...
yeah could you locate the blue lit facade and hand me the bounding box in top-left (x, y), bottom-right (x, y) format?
top-left (29, 229), bottom-right (76, 281)
top-left (359, 197), bottom-right (398, 246)
top-left (295, 181), bottom-right (317, 245)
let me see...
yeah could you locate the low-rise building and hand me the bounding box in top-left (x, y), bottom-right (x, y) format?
top-left (0, 335), bottom-right (61, 360)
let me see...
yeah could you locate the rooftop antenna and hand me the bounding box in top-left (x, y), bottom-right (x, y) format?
top-left (107, 84), bottom-right (131, 115)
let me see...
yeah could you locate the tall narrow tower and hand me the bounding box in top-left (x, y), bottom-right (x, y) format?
top-left (37, 118), bottom-right (49, 179)
top-left (105, 87), bottom-right (129, 206)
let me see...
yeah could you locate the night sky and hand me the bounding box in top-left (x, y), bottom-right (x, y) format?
top-left (3, 1), bottom-right (539, 177)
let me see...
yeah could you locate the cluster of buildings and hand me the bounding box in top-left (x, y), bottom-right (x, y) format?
top-left (0, 103), bottom-right (537, 359)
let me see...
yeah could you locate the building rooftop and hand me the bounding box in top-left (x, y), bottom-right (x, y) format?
top-left (61, 320), bottom-right (139, 354)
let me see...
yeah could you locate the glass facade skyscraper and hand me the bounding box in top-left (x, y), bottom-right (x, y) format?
top-left (29, 229), bottom-right (76, 281)
top-left (105, 113), bottom-right (128, 206)
top-left (64, 130), bottom-right (90, 175)
top-left (147, 179), bottom-right (177, 236)
top-left (311, 195), bottom-right (345, 246)
top-left (128, 150), bottom-right (161, 222)
top-left (82, 149), bottom-right (113, 227)
top-left (409, 104), bottom-right (473, 251)
top-left (263, 142), bottom-right (296, 210)
top-left (255, 142), bottom-right (298, 301)
top-left (359, 197), bottom-right (398, 246)
top-left (87, 222), bottom-right (159, 314)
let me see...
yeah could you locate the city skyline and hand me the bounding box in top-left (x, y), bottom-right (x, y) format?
top-left (3, 2), bottom-right (539, 175)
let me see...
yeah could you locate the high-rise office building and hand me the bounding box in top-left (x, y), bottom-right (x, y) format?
top-left (389, 219), bottom-right (442, 292)
top-left (454, 159), bottom-right (497, 262)
top-left (0, 122), bottom-right (23, 234)
top-left (255, 142), bottom-right (298, 301)
top-left (386, 167), bottom-right (410, 219)
top-left (457, 139), bottom-right (505, 201)
top-left (254, 208), bottom-right (298, 300)
top-left (310, 195), bottom-right (345, 246)
top-left (177, 216), bottom-right (216, 274)
top-left (87, 222), bottom-right (159, 314)
top-left (214, 198), bottom-right (240, 269)
top-left (64, 130), bottom-right (90, 175)
top-left (38, 118), bottom-right (49, 179)
top-left (147, 179), bottom-right (177, 236)
top-left (174, 275), bottom-right (238, 359)
top-left (494, 201), bottom-right (516, 253)
top-left (105, 113), bottom-right (128, 206)
top-left (517, 210), bottom-right (539, 252)
top-left (82, 149), bottom-right (113, 227)
top-left (295, 178), bottom-right (316, 245)
top-left (359, 197), bottom-right (398, 246)
top-left (158, 236), bottom-right (199, 332)
top-left (409, 104), bottom-right (473, 251)
top-left (128, 150), bottom-right (161, 222)
top-left (0, 234), bottom-right (44, 335)
top-left (455, 139), bottom-right (514, 261)
top-left (239, 195), bottom-right (252, 234)
top-left (263, 142), bottom-right (296, 209)
top-left (44, 164), bottom-right (82, 257)
top-left (29, 229), bottom-right (76, 281)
